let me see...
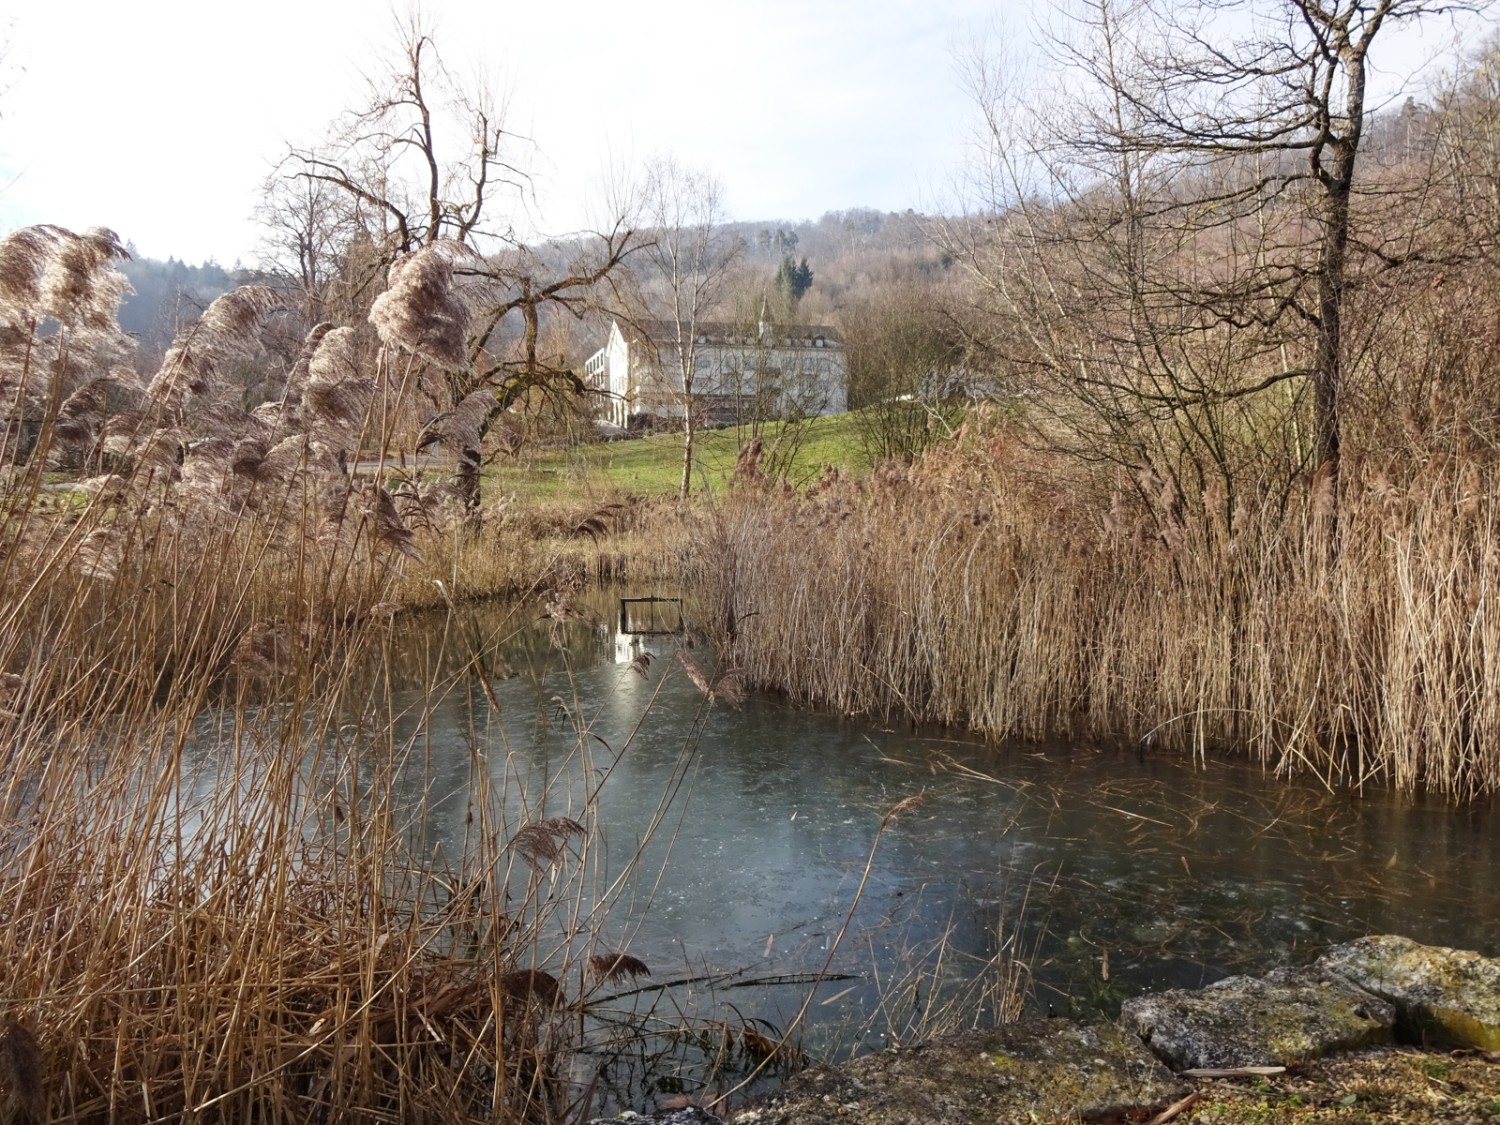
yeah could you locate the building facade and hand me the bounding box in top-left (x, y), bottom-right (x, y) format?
top-left (585, 318), bottom-right (847, 430)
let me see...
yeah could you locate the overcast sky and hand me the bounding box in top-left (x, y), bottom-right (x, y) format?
top-left (0, 0), bottom-right (1487, 267)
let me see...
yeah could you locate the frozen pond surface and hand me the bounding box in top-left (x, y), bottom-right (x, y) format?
top-left (373, 589), bottom-right (1500, 1094)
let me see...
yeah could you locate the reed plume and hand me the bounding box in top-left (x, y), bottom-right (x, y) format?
top-left (418, 386), bottom-right (495, 452)
top-left (279, 320), bottom-right (335, 413)
top-left (302, 325), bottom-right (376, 447)
top-left (146, 284), bottom-right (281, 412)
top-left (0, 1021), bottom-right (42, 1125)
top-left (587, 953), bottom-right (652, 984)
top-left (39, 226), bottom-right (129, 328)
top-left (0, 224), bottom-right (128, 328)
top-left (368, 242), bottom-right (474, 369)
top-left (510, 816), bottom-right (587, 873)
top-left (0, 219), bottom-right (722, 1125)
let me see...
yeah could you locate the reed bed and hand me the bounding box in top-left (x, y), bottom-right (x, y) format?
top-left (705, 421), bottom-right (1500, 799)
top-left (0, 589), bottom-right (689, 1123)
top-left (0, 226), bottom-right (708, 1123)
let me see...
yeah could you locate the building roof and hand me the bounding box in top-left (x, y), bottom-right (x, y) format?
top-left (613, 317), bottom-right (844, 349)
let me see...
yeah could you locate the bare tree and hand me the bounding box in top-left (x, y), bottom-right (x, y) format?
top-left (635, 156), bottom-right (743, 499)
top-left (268, 13), bottom-right (636, 513)
top-left (947, 0), bottom-right (1487, 521)
top-left (1434, 33), bottom-right (1500, 263)
top-left (284, 12), bottom-right (526, 259)
top-left (254, 174), bottom-right (363, 325)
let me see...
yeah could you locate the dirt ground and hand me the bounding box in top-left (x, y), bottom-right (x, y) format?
top-left (1155, 1048), bottom-right (1500, 1125)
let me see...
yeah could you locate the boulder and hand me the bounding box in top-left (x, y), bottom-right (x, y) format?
top-left (593, 1111), bottom-right (724, 1125)
top-left (732, 1019), bottom-right (1187, 1125)
top-left (1121, 966), bottom-right (1395, 1070)
top-left (1317, 934), bottom-right (1500, 1050)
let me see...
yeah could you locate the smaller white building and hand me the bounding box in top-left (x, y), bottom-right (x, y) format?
top-left (585, 318), bottom-right (847, 430)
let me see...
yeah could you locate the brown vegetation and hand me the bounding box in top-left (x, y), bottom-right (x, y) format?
top-left (708, 407), bottom-right (1500, 798)
top-left (695, 6), bottom-right (1500, 801)
top-left (0, 221), bottom-right (685, 1122)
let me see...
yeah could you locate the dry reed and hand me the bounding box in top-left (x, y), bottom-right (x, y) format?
top-left (701, 413), bottom-right (1500, 799)
top-left (0, 225), bottom-right (677, 1123)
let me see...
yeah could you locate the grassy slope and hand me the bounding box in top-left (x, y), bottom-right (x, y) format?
top-left (488, 412), bottom-right (869, 504)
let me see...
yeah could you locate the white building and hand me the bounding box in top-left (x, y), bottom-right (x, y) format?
top-left (584, 318), bottom-right (847, 430)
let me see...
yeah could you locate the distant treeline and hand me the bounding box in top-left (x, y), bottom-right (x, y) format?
top-left (117, 251), bottom-right (239, 356)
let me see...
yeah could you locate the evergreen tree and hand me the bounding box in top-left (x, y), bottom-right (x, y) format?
top-left (774, 255), bottom-right (814, 306)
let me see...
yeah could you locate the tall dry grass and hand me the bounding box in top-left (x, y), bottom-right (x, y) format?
top-left (0, 227), bottom-right (685, 1123)
top-left (705, 416), bottom-right (1500, 799)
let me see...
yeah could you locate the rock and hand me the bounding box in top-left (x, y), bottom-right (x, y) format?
top-left (732, 1019), bottom-right (1187, 1125)
top-left (593, 1110), bottom-right (724, 1125)
top-left (1120, 966), bottom-right (1395, 1070)
top-left (1317, 934), bottom-right (1500, 1050)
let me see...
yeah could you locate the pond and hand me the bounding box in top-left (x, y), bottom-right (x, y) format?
top-left (377, 588), bottom-right (1500, 1106)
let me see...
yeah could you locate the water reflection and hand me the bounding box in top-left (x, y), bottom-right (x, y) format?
top-left (388, 589), bottom-right (1500, 1063)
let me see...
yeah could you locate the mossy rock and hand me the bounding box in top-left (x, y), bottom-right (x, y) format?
top-left (1121, 966), bottom-right (1395, 1070)
top-left (734, 1018), bottom-right (1187, 1125)
top-left (1317, 934), bottom-right (1500, 1050)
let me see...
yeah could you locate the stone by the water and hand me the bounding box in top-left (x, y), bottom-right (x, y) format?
top-left (1120, 966), bottom-right (1395, 1070)
top-left (1317, 934), bottom-right (1500, 1050)
top-left (593, 1109), bottom-right (725, 1125)
top-left (601, 938), bottom-right (1500, 1125)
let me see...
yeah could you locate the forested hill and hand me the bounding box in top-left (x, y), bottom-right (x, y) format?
top-left (117, 252), bottom-right (239, 354)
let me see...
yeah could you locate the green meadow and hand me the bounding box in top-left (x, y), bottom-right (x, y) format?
top-left (488, 412), bottom-right (870, 502)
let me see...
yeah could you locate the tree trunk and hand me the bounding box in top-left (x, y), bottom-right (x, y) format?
top-left (1313, 180), bottom-right (1349, 489)
top-left (456, 442), bottom-right (483, 521)
top-left (679, 404), bottom-right (695, 499)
